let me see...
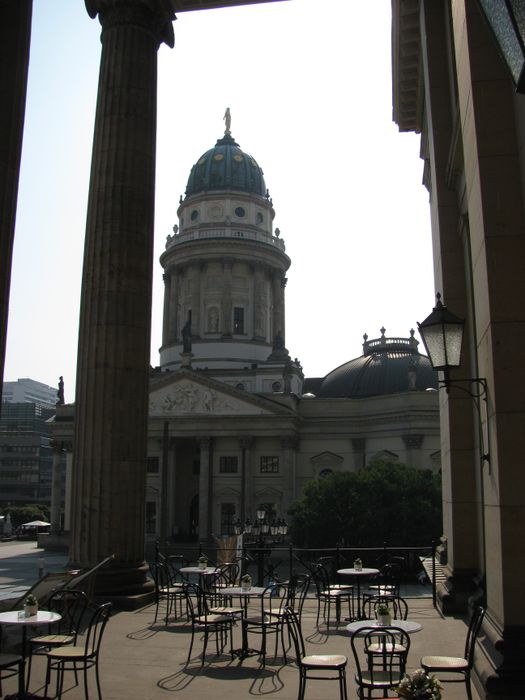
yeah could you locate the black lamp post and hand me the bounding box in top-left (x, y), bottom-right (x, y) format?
top-left (232, 509), bottom-right (288, 585)
top-left (418, 293), bottom-right (490, 464)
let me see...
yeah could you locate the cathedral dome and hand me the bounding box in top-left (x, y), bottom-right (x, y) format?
top-left (315, 329), bottom-right (438, 398)
top-left (185, 132), bottom-right (267, 197)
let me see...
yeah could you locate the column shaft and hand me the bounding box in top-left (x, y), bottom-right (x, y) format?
top-left (71, 1), bottom-right (175, 593)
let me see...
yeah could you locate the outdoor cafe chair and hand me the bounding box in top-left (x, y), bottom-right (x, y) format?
top-left (361, 594), bottom-right (408, 621)
top-left (44, 601), bottom-right (113, 700)
top-left (241, 581), bottom-right (292, 665)
top-left (363, 562), bottom-right (401, 600)
top-left (26, 589), bottom-right (89, 691)
top-left (421, 605), bottom-right (485, 700)
top-left (150, 561), bottom-right (186, 624)
top-left (285, 607), bottom-right (348, 700)
top-left (183, 582), bottom-right (234, 666)
top-left (309, 563), bottom-right (354, 628)
top-left (0, 652), bottom-right (24, 698)
top-left (206, 571), bottom-right (244, 620)
top-left (350, 625), bottom-right (410, 699)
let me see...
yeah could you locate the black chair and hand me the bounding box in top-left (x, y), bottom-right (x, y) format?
top-left (362, 594), bottom-right (408, 621)
top-left (285, 607), bottom-right (348, 700)
top-left (309, 563), bottom-right (354, 628)
top-left (206, 571), bottom-right (244, 620)
top-left (241, 582), bottom-right (292, 665)
top-left (421, 605), bottom-right (486, 700)
top-left (26, 589), bottom-right (89, 691)
top-left (183, 582), bottom-right (233, 666)
top-left (0, 653), bottom-right (24, 698)
top-left (363, 562), bottom-right (400, 600)
top-left (351, 625), bottom-right (410, 699)
top-left (44, 602), bottom-right (113, 700)
top-left (150, 561), bottom-right (186, 624)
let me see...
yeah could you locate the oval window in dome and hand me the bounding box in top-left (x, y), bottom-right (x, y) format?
top-left (235, 206), bottom-right (246, 218)
top-left (191, 210), bottom-right (199, 221)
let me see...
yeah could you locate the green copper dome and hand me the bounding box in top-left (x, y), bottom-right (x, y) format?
top-left (185, 133), bottom-right (267, 197)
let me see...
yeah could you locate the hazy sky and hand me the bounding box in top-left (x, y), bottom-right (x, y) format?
top-left (4, 0), bottom-right (434, 401)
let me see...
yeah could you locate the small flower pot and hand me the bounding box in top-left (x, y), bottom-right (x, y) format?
top-left (241, 583), bottom-right (251, 592)
top-left (198, 561), bottom-right (207, 570)
top-left (377, 613), bottom-right (391, 626)
top-left (24, 603), bottom-right (38, 617)
top-left (354, 563), bottom-right (363, 572)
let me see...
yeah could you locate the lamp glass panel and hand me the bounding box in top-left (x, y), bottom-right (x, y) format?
top-left (479, 0), bottom-right (525, 86)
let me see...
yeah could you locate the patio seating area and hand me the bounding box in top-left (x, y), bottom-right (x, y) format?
top-left (0, 542), bottom-right (483, 699)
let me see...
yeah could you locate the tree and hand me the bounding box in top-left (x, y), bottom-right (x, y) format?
top-left (2, 504), bottom-right (50, 530)
top-left (288, 460), bottom-right (442, 548)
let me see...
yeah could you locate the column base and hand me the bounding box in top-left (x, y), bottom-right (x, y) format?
top-left (436, 565), bottom-right (483, 614)
top-left (93, 561), bottom-right (155, 609)
top-left (474, 610), bottom-right (525, 699)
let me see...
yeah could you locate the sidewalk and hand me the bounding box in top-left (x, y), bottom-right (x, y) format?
top-left (0, 543), bottom-right (481, 700)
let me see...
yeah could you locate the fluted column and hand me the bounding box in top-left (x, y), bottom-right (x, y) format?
top-left (70, 0), bottom-right (175, 597)
top-left (161, 273), bottom-right (170, 347)
top-left (50, 442), bottom-right (64, 535)
top-left (168, 267), bottom-right (179, 343)
top-left (198, 438), bottom-right (212, 540)
top-left (271, 272), bottom-right (285, 341)
top-left (221, 259), bottom-right (233, 336)
top-left (0, 0), bottom-right (32, 399)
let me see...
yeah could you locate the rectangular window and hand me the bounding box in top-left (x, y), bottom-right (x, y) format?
top-left (147, 456), bottom-right (159, 474)
top-left (233, 307), bottom-right (244, 334)
top-left (219, 456), bottom-right (238, 474)
top-left (145, 502), bottom-right (156, 534)
top-left (260, 456), bottom-right (279, 473)
top-left (220, 502), bottom-right (236, 535)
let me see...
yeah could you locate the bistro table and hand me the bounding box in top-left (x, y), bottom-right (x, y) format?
top-left (179, 566), bottom-right (218, 590)
top-left (0, 609), bottom-right (62, 699)
top-left (337, 567), bottom-right (379, 620)
top-left (346, 618), bottom-right (422, 635)
top-left (220, 586), bottom-right (267, 658)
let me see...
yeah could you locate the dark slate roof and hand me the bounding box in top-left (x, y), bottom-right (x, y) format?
top-left (185, 133), bottom-right (267, 197)
top-left (313, 331), bottom-right (438, 398)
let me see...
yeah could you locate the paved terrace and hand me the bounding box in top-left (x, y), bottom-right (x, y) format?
top-left (0, 542), bottom-right (480, 700)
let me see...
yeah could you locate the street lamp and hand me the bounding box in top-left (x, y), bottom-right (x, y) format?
top-left (232, 510), bottom-right (288, 585)
top-left (418, 293), bottom-right (490, 464)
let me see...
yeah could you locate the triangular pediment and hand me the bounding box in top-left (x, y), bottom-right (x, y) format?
top-left (310, 451), bottom-right (344, 467)
top-left (149, 369), bottom-right (291, 417)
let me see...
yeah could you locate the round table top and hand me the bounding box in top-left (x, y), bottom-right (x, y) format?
top-left (221, 586), bottom-right (266, 597)
top-left (0, 610), bottom-right (62, 626)
top-left (346, 618), bottom-right (422, 635)
top-left (337, 567), bottom-right (379, 576)
top-left (180, 566), bottom-right (218, 575)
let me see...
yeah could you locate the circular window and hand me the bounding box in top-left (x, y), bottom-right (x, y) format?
top-left (235, 206), bottom-right (246, 218)
top-left (191, 210), bottom-right (199, 221)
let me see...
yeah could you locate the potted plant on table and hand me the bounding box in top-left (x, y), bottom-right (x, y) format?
top-left (198, 555), bottom-right (208, 570)
top-left (376, 602), bottom-right (392, 625)
top-left (241, 574), bottom-right (252, 591)
top-left (353, 557), bottom-right (363, 572)
top-left (398, 669), bottom-right (442, 699)
top-left (23, 594), bottom-right (38, 617)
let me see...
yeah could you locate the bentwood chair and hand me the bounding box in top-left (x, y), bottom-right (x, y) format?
top-left (309, 563), bottom-right (354, 628)
top-left (44, 602), bottom-right (113, 700)
top-left (150, 561), bottom-right (186, 624)
top-left (285, 607), bottom-right (348, 700)
top-left (421, 605), bottom-right (486, 700)
top-left (0, 652), bottom-right (24, 698)
top-left (183, 582), bottom-right (234, 666)
top-left (26, 589), bottom-right (89, 691)
top-left (241, 582), bottom-right (292, 665)
top-left (351, 625), bottom-right (410, 699)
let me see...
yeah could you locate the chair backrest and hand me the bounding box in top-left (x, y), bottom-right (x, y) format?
top-left (351, 626), bottom-right (410, 687)
top-left (284, 607), bottom-right (306, 662)
top-left (258, 581), bottom-right (293, 618)
top-left (465, 606), bottom-right (485, 666)
top-left (290, 574), bottom-right (311, 619)
top-left (183, 582), bottom-right (208, 622)
top-left (363, 595), bottom-right (408, 620)
top-left (149, 561), bottom-right (172, 597)
top-left (219, 561), bottom-right (239, 585)
top-left (308, 563), bottom-right (329, 593)
top-left (48, 589), bottom-right (89, 637)
top-left (82, 602), bottom-right (112, 658)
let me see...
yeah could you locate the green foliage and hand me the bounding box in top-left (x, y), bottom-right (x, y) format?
top-left (288, 460), bottom-right (442, 548)
top-left (2, 504), bottom-right (50, 530)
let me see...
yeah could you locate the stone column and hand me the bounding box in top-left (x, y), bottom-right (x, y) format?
top-left (280, 437), bottom-right (298, 513)
top-left (221, 259), bottom-right (233, 336)
top-left (0, 0), bottom-right (32, 398)
top-left (198, 438), bottom-right (212, 541)
top-left (50, 442), bottom-right (64, 535)
top-left (271, 272), bottom-right (285, 341)
top-left (239, 437), bottom-right (253, 523)
top-left (168, 267), bottom-right (179, 344)
top-left (161, 273), bottom-right (170, 347)
top-left (352, 438), bottom-right (366, 469)
top-left (402, 434), bottom-right (423, 469)
top-left (70, 0), bottom-right (175, 599)
top-left (192, 263), bottom-right (201, 337)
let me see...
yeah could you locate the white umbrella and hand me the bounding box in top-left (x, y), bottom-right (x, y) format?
top-left (20, 520), bottom-right (50, 527)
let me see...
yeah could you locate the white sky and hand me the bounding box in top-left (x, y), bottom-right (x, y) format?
top-left (4, 0), bottom-right (435, 402)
